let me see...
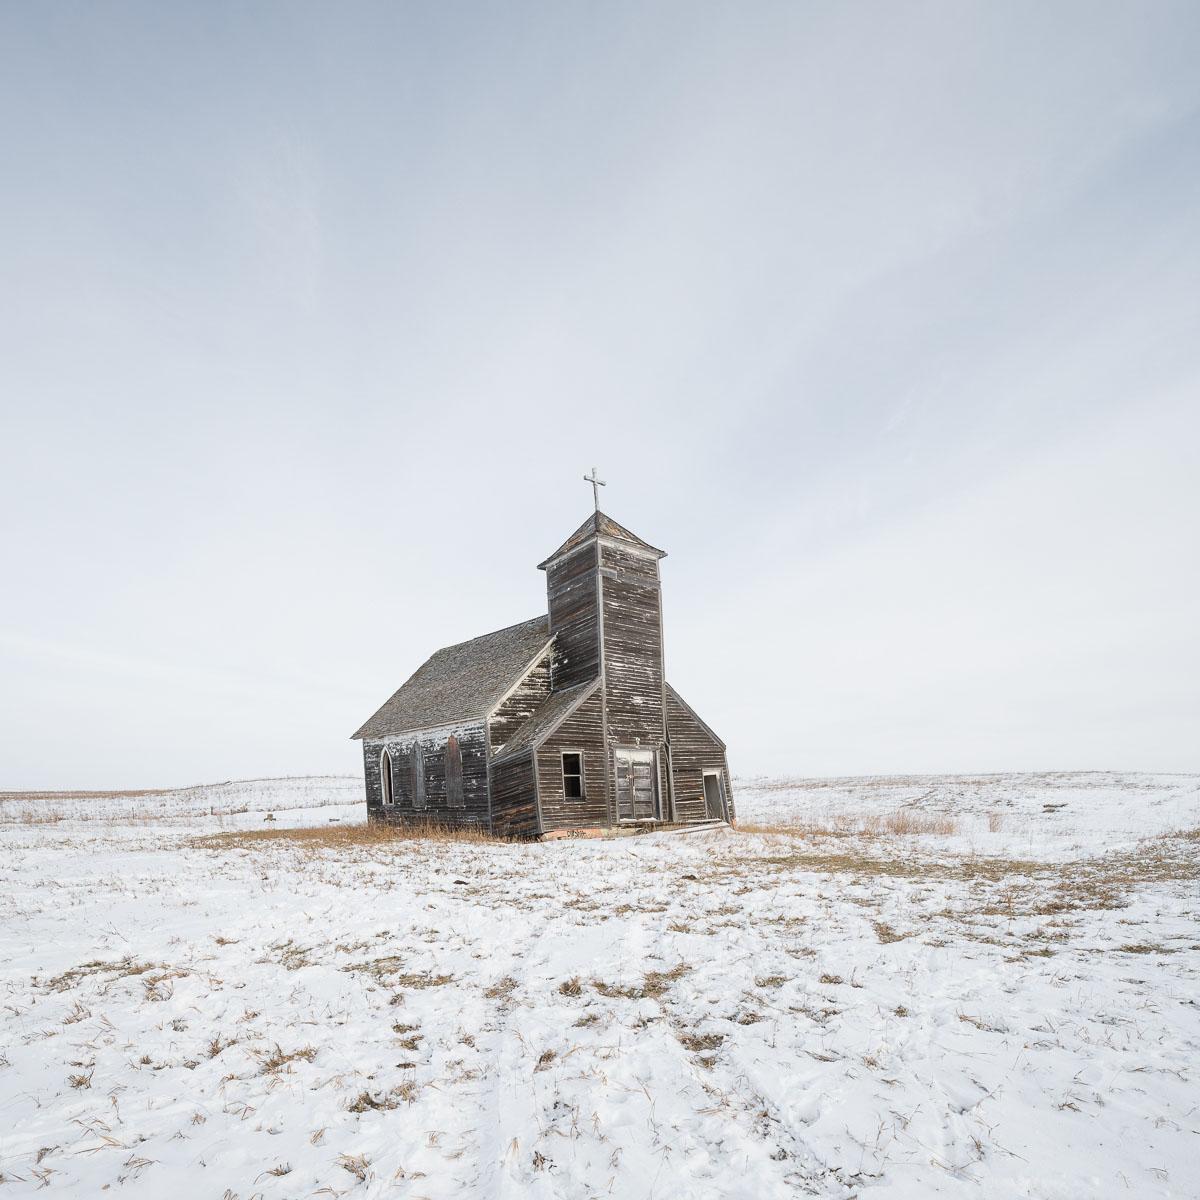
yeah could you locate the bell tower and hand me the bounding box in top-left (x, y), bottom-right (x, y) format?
top-left (538, 507), bottom-right (669, 816)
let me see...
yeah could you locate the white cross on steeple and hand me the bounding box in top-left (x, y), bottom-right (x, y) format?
top-left (583, 467), bottom-right (606, 513)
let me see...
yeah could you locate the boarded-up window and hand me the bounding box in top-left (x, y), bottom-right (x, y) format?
top-left (561, 751), bottom-right (584, 800)
top-left (380, 749), bottom-right (394, 805)
top-left (445, 736), bottom-right (464, 808)
top-left (412, 742), bottom-right (426, 809)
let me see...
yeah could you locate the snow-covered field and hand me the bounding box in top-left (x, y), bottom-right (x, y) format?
top-left (1, 772), bottom-right (1197, 1198)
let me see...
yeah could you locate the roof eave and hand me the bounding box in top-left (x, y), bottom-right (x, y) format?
top-left (483, 635), bottom-right (557, 721)
top-left (489, 678), bottom-right (602, 763)
top-left (666, 683), bottom-right (727, 750)
top-left (538, 532), bottom-right (666, 571)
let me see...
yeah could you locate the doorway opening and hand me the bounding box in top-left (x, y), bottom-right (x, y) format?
top-left (702, 771), bottom-right (727, 822)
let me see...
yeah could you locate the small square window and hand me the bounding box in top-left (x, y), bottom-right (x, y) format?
top-left (562, 752), bottom-right (584, 800)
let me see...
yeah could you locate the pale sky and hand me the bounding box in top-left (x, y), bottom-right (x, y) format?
top-left (2, 2), bottom-right (1198, 789)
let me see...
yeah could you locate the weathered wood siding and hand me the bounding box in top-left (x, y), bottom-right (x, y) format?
top-left (665, 689), bottom-right (733, 824)
top-left (365, 721), bottom-right (490, 828)
top-left (363, 740), bottom-right (386, 810)
top-left (546, 543), bottom-right (601, 690)
top-left (489, 751), bottom-right (540, 839)
top-left (599, 541), bottom-right (666, 747)
top-left (535, 689), bottom-right (609, 831)
top-left (488, 648), bottom-right (552, 754)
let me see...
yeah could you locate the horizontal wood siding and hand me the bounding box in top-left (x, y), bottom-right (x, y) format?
top-left (665, 689), bottom-right (731, 824)
top-left (489, 752), bottom-right (540, 839)
top-left (535, 690), bottom-right (608, 832)
top-left (488, 649), bottom-right (552, 753)
top-left (600, 542), bottom-right (665, 747)
top-left (366, 722), bottom-right (489, 829)
top-left (546, 543), bottom-right (600, 690)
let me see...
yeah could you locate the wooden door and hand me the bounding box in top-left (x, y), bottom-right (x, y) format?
top-left (703, 772), bottom-right (725, 821)
top-left (615, 749), bottom-right (657, 821)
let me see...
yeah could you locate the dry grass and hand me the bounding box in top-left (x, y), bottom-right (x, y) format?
top-left (347, 1084), bottom-right (417, 1112)
top-left (41, 957), bottom-right (190, 995)
top-left (484, 976), bottom-right (518, 1000)
top-left (193, 820), bottom-right (506, 852)
top-left (592, 963), bottom-right (690, 1002)
top-left (725, 829), bottom-right (1199, 924)
top-left (342, 956), bottom-right (454, 988)
top-left (339, 1151), bottom-right (371, 1181)
top-left (755, 974), bottom-right (788, 988)
top-left (736, 810), bottom-right (959, 838)
top-left (678, 1031), bottom-right (724, 1053)
top-left (252, 1044), bottom-right (318, 1073)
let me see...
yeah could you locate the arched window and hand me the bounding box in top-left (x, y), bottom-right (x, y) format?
top-left (445, 736), bottom-right (464, 809)
top-left (412, 742), bottom-right (426, 809)
top-left (380, 749), bottom-right (394, 806)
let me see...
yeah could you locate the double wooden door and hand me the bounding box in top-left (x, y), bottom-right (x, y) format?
top-left (614, 748), bottom-right (657, 821)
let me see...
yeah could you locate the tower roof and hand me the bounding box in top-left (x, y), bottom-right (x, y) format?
top-left (537, 511), bottom-right (666, 570)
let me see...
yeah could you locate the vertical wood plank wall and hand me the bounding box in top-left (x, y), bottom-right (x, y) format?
top-left (546, 544), bottom-right (600, 689)
top-left (599, 542), bottom-right (665, 748)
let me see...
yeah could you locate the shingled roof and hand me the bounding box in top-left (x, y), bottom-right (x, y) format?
top-left (351, 616), bottom-right (553, 740)
top-left (537, 510), bottom-right (666, 569)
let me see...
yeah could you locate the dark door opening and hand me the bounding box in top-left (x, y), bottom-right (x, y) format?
top-left (703, 772), bottom-right (726, 821)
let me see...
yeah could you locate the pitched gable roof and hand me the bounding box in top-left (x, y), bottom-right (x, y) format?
top-left (489, 679), bottom-right (601, 763)
top-left (351, 616), bottom-right (552, 740)
top-left (537, 510), bottom-right (666, 569)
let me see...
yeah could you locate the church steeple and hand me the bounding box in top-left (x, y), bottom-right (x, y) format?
top-left (538, 509), bottom-right (668, 748)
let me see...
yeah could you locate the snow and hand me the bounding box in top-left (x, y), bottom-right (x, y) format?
top-left (1, 772), bottom-right (1197, 1197)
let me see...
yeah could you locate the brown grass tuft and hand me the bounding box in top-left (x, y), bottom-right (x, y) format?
top-left (678, 1031), bottom-right (724, 1053)
top-left (254, 1044), bottom-right (318, 1073)
top-left (339, 1151), bottom-right (371, 1181)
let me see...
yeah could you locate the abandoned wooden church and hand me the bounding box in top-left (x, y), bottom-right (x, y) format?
top-left (352, 499), bottom-right (733, 839)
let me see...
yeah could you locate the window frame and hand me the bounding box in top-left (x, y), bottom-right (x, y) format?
top-left (560, 749), bottom-right (585, 801)
top-left (379, 748), bottom-right (394, 806)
